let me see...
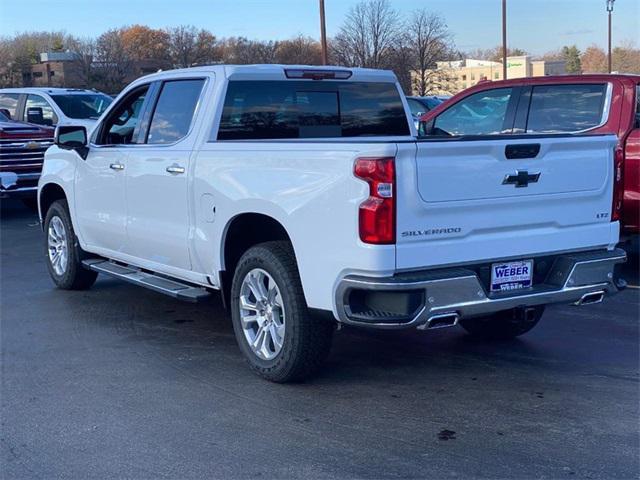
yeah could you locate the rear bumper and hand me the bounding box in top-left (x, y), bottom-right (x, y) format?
top-left (335, 249), bottom-right (627, 329)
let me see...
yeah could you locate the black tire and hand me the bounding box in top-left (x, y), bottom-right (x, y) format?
top-left (21, 197), bottom-right (38, 211)
top-left (43, 199), bottom-right (98, 290)
top-left (230, 241), bottom-right (334, 382)
top-left (459, 306), bottom-right (544, 340)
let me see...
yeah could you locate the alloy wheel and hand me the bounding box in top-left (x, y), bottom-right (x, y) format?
top-left (239, 268), bottom-right (286, 361)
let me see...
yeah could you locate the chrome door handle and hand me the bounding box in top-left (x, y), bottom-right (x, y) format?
top-left (109, 163), bottom-right (125, 171)
top-left (166, 165), bottom-right (185, 175)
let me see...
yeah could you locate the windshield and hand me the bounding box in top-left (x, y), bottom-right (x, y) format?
top-left (0, 111), bottom-right (8, 122)
top-left (423, 97), bottom-right (443, 110)
top-left (50, 94), bottom-right (113, 120)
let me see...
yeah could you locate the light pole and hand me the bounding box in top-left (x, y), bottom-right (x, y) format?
top-left (319, 0), bottom-right (329, 65)
top-left (502, 0), bottom-right (507, 79)
top-left (606, 0), bottom-right (615, 73)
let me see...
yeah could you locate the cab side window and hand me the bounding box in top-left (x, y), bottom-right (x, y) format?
top-left (146, 79), bottom-right (204, 144)
top-left (98, 86), bottom-right (148, 145)
top-left (24, 94), bottom-right (58, 126)
top-left (525, 84), bottom-right (607, 133)
top-left (431, 88), bottom-right (513, 136)
top-left (0, 93), bottom-right (20, 119)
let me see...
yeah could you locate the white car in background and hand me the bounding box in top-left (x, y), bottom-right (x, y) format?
top-left (0, 88), bottom-right (113, 133)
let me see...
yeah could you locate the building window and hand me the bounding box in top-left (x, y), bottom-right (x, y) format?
top-left (462, 74), bottom-right (467, 81)
top-left (471, 73), bottom-right (475, 81)
top-left (33, 72), bottom-right (43, 78)
top-left (49, 71), bottom-right (55, 77)
top-left (494, 72), bottom-right (499, 79)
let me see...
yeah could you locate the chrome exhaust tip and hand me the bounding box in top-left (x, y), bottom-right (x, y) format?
top-left (574, 290), bottom-right (605, 306)
top-left (418, 312), bottom-right (460, 330)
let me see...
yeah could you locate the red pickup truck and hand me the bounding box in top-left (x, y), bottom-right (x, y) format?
top-left (419, 74), bottom-right (640, 253)
top-left (0, 109), bottom-right (54, 209)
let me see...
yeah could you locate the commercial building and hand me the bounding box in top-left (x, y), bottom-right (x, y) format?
top-left (24, 52), bottom-right (85, 88)
top-left (421, 55), bottom-right (567, 95)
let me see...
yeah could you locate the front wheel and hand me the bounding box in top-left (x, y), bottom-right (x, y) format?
top-left (44, 199), bottom-right (98, 290)
top-left (230, 241), bottom-right (334, 382)
top-left (459, 306), bottom-right (544, 340)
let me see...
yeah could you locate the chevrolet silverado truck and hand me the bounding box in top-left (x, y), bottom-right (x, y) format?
top-left (38, 65), bottom-right (626, 382)
top-left (0, 110), bottom-right (54, 208)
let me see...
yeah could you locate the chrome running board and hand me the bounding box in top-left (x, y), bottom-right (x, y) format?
top-left (82, 259), bottom-right (212, 303)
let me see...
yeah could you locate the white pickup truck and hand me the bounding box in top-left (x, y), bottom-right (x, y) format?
top-left (38, 65), bottom-right (626, 382)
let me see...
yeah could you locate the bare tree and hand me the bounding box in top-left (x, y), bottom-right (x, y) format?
top-left (220, 37), bottom-right (278, 64)
top-left (407, 10), bottom-right (452, 96)
top-left (167, 26), bottom-right (218, 68)
top-left (68, 37), bottom-right (97, 88)
top-left (94, 28), bottom-right (133, 93)
top-left (331, 0), bottom-right (401, 68)
top-left (275, 35), bottom-right (322, 65)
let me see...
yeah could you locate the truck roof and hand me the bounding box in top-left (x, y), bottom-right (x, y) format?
top-left (465, 73), bottom-right (640, 90)
top-left (0, 87), bottom-right (109, 96)
top-left (131, 64), bottom-right (399, 84)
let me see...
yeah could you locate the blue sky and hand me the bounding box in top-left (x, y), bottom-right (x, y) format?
top-left (0, 0), bottom-right (637, 55)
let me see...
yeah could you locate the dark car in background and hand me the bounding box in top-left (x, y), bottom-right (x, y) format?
top-left (418, 74), bottom-right (640, 254)
top-left (405, 95), bottom-right (445, 129)
top-left (0, 110), bottom-right (54, 209)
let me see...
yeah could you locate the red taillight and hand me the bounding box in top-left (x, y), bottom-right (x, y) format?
top-left (612, 144), bottom-right (624, 222)
top-left (354, 157), bottom-right (395, 244)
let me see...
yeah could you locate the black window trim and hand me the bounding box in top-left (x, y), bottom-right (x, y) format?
top-left (515, 81), bottom-right (613, 135)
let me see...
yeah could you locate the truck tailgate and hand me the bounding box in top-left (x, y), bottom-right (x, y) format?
top-left (395, 135), bottom-right (619, 270)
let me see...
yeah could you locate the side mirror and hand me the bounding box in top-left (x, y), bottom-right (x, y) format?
top-left (26, 107), bottom-right (44, 125)
top-left (0, 108), bottom-right (11, 119)
top-left (55, 125), bottom-right (89, 160)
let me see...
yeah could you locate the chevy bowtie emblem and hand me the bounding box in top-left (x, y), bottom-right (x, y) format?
top-left (25, 141), bottom-right (40, 150)
top-left (502, 170), bottom-right (541, 188)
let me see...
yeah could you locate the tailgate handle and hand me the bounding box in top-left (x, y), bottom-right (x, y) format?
top-left (505, 143), bottom-right (540, 159)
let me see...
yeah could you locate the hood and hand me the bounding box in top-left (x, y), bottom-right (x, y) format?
top-left (0, 119), bottom-right (54, 137)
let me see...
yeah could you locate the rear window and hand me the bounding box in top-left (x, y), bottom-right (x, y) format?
top-left (526, 84), bottom-right (607, 134)
top-left (217, 81), bottom-right (410, 140)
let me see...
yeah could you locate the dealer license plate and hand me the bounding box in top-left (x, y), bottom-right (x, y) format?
top-left (490, 260), bottom-right (533, 292)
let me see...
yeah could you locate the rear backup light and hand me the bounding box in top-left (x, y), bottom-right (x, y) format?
top-left (612, 144), bottom-right (624, 222)
top-left (284, 68), bottom-right (352, 80)
top-left (354, 157), bottom-right (395, 244)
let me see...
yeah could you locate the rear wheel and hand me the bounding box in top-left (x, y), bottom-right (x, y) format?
top-left (459, 306), bottom-right (544, 340)
top-left (230, 241), bottom-right (334, 382)
top-left (44, 199), bottom-right (98, 290)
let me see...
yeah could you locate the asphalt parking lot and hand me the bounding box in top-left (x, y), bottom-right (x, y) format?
top-left (1, 199), bottom-right (639, 479)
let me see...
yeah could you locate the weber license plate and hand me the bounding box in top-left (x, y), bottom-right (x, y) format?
top-left (490, 260), bottom-right (533, 292)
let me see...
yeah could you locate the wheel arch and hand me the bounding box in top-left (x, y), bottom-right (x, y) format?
top-left (219, 212), bottom-right (294, 308)
top-left (39, 182), bottom-right (68, 227)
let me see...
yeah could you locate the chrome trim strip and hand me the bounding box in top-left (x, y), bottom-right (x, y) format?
top-left (0, 186), bottom-right (38, 193)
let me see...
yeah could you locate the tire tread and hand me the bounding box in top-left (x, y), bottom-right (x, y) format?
top-left (231, 241), bottom-right (333, 382)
